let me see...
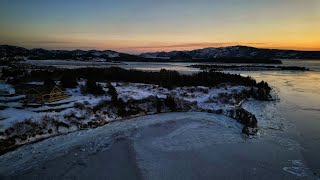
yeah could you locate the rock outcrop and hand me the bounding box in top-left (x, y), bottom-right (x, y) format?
top-left (228, 108), bottom-right (258, 135)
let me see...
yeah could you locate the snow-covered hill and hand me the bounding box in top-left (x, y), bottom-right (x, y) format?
top-left (1, 45), bottom-right (320, 62)
top-left (0, 45), bottom-right (121, 61)
top-left (140, 45), bottom-right (320, 60)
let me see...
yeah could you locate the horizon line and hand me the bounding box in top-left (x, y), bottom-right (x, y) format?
top-left (1, 43), bottom-right (320, 55)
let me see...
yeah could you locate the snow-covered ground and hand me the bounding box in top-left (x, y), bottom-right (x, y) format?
top-left (0, 81), bottom-right (258, 155)
top-left (0, 82), bottom-right (250, 130)
top-left (114, 82), bottom-right (251, 111)
top-left (0, 85), bottom-right (109, 131)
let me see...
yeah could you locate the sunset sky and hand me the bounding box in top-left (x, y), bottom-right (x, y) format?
top-left (0, 0), bottom-right (319, 54)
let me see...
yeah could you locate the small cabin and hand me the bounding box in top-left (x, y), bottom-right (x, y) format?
top-left (20, 85), bottom-right (71, 103)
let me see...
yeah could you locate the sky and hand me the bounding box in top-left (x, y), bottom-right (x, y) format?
top-left (0, 0), bottom-right (319, 54)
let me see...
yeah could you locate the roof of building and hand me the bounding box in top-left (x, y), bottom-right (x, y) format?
top-left (17, 84), bottom-right (65, 95)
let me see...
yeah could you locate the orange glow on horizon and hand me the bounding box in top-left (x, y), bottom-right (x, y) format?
top-left (1, 0), bottom-right (319, 54)
top-left (4, 38), bottom-right (319, 54)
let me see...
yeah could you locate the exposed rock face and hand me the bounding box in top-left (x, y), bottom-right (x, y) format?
top-left (173, 97), bottom-right (198, 112)
top-left (228, 108), bottom-right (258, 135)
top-left (88, 118), bottom-right (108, 128)
top-left (255, 88), bottom-right (269, 101)
top-left (242, 126), bottom-right (258, 135)
top-left (0, 138), bottom-right (16, 154)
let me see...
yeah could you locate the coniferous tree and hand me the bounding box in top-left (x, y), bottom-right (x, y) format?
top-left (44, 78), bottom-right (56, 86)
top-left (106, 83), bottom-right (118, 101)
top-left (82, 79), bottom-right (104, 95)
top-left (60, 74), bottom-right (78, 88)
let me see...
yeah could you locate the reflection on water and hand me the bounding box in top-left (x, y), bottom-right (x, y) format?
top-left (219, 61), bottom-right (320, 175)
top-left (124, 62), bottom-right (200, 73)
top-left (282, 60), bottom-right (320, 72)
top-left (243, 71), bottom-right (320, 108)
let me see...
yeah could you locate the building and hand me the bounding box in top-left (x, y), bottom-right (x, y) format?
top-left (19, 85), bottom-right (71, 103)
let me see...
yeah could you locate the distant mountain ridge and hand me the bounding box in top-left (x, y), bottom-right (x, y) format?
top-left (0, 45), bottom-right (124, 61)
top-left (1, 45), bottom-right (320, 64)
top-left (140, 45), bottom-right (320, 60)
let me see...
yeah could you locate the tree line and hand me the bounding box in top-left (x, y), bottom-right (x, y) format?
top-left (2, 67), bottom-right (272, 91)
top-left (19, 67), bottom-right (266, 88)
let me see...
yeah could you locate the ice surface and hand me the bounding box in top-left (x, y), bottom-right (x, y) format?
top-left (0, 112), bottom-right (237, 175)
top-left (150, 119), bottom-right (242, 152)
top-left (283, 160), bottom-right (312, 177)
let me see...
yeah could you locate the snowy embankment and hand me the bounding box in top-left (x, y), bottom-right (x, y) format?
top-left (0, 81), bottom-right (260, 154)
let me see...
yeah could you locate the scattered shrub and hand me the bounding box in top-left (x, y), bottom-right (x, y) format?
top-left (74, 102), bottom-right (86, 110)
top-left (106, 83), bottom-right (118, 101)
top-left (164, 96), bottom-right (177, 112)
top-left (83, 101), bottom-right (90, 105)
top-left (93, 100), bottom-right (109, 112)
top-left (155, 98), bottom-right (163, 113)
top-left (111, 98), bottom-right (127, 117)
